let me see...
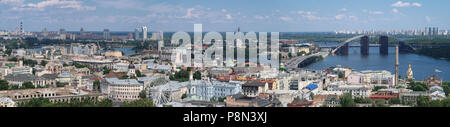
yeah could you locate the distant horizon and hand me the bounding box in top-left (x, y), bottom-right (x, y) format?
top-left (2, 29), bottom-right (448, 33)
top-left (1, 0), bottom-right (450, 32)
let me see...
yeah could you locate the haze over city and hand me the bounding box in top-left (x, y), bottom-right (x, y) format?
top-left (0, 0), bottom-right (449, 32)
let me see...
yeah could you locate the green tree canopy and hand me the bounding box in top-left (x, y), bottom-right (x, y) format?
top-left (120, 99), bottom-right (154, 107)
top-left (193, 71), bottom-right (202, 80)
top-left (21, 82), bottom-right (35, 89)
top-left (340, 93), bottom-right (356, 107)
top-left (0, 80), bottom-right (9, 90)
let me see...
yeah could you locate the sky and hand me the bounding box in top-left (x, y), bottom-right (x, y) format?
top-left (0, 0), bottom-right (448, 32)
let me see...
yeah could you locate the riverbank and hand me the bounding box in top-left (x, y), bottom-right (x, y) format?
top-left (306, 46), bottom-right (450, 81)
top-left (416, 47), bottom-right (450, 61)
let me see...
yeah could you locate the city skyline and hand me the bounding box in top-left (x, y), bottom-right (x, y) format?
top-left (0, 0), bottom-right (449, 32)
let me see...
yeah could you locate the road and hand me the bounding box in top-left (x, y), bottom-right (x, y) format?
top-left (285, 51), bottom-right (329, 70)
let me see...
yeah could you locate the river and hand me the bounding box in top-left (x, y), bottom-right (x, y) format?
top-left (306, 42), bottom-right (450, 81)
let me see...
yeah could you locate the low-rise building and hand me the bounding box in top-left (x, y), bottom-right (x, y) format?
top-left (225, 93), bottom-right (281, 107)
top-left (45, 61), bottom-right (63, 74)
top-left (0, 86), bottom-right (103, 103)
top-left (186, 80), bottom-right (241, 101)
top-left (425, 75), bottom-right (442, 88)
top-left (4, 73), bottom-right (48, 87)
top-left (429, 86), bottom-right (446, 100)
top-left (148, 81), bottom-right (188, 106)
top-left (242, 81), bottom-right (268, 97)
top-left (10, 66), bottom-right (33, 75)
top-left (399, 91), bottom-right (429, 104)
top-left (104, 51), bottom-right (123, 57)
top-left (0, 97), bottom-right (16, 107)
top-left (287, 99), bottom-right (314, 107)
top-left (101, 78), bottom-right (143, 102)
top-left (370, 89), bottom-right (399, 101)
top-left (313, 91), bottom-right (343, 106)
top-left (208, 68), bottom-right (232, 76)
top-left (113, 63), bottom-right (129, 73)
top-left (328, 83), bottom-right (371, 97)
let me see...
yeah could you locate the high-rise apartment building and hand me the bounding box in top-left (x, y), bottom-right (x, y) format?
top-left (142, 26), bottom-right (148, 41)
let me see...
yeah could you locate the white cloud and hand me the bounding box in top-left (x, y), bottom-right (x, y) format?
top-left (369, 11), bottom-right (384, 15)
top-left (412, 2), bottom-right (422, 7)
top-left (11, 0), bottom-right (95, 11)
top-left (221, 9), bottom-right (227, 12)
top-left (182, 8), bottom-right (199, 18)
top-left (392, 8), bottom-right (399, 13)
top-left (425, 16), bottom-right (431, 22)
top-left (94, 0), bottom-right (141, 10)
top-left (0, 0), bottom-right (24, 4)
top-left (363, 9), bottom-right (384, 15)
top-left (296, 11), bottom-right (313, 15)
top-left (254, 15), bottom-right (269, 20)
top-left (392, 1), bottom-right (422, 7)
top-left (280, 17), bottom-right (293, 22)
top-left (348, 16), bottom-right (358, 20)
top-left (339, 8), bottom-right (347, 12)
top-left (294, 10), bottom-right (327, 20)
top-left (392, 1), bottom-right (410, 7)
top-left (225, 14), bottom-right (232, 19)
top-left (335, 14), bottom-right (345, 20)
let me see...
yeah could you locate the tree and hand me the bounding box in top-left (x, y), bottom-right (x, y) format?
top-left (73, 62), bottom-right (88, 68)
top-left (93, 80), bottom-right (100, 91)
top-left (338, 72), bottom-right (345, 79)
top-left (372, 100), bottom-right (387, 107)
top-left (8, 57), bottom-right (19, 62)
top-left (56, 82), bottom-right (68, 87)
top-left (9, 85), bottom-right (19, 90)
top-left (442, 82), bottom-right (450, 96)
top-left (5, 49), bottom-right (12, 56)
top-left (210, 97), bottom-right (217, 102)
top-left (389, 98), bottom-right (401, 104)
top-left (119, 75), bottom-right (129, 79)
top-left (429, 100), bottom-right (442, 107)
top-left (310, 92), bottom-right (314, 100)
top-left (218, 97), bottom-right (225, 102)
top-left (416, 95), bottom-right (430, 107)
top-left (19, 98), bottom-right (51, 107)
top-left (170, 70), bottom-right (190, 82)
top-left (21, 82), bottom-right (35, 89)
top-left (96, 99), bottom-right (113, 107)
top-left (136, 70), bottom-right (145, 77)
top-left (407, 82), bottom-right (428, 91)
top-left (120, 99), bottom-right (154, 107)
top-left (441, 98), bottom-right (450, 107)
top-left (40, 60), bottom-right (48, 66)
top-left (102, 66), bottom-right (111, 74)
top-left (354, 97), bottom-right (372, 104)
top-left (373, 86), bottom-right (388, 91)
top-left (0, 80), bottom-right (8, 90)
top-left (340, 93), bottom-right (356, 107)
top-left (22, 58), bottom-right (38, 67)
top-left (193, 71), bottom-right (202, 80)
top-left (139, 90), bottom-right (147, 99)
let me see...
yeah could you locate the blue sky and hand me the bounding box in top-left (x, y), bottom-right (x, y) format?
top-left (0, 0), bottom-right (448, 32)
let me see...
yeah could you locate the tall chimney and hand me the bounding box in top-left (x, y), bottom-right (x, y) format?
top-left (395, 44), bottom-right (399, 86)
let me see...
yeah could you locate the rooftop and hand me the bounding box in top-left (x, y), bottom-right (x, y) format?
top-left (105, 78), bottom-right (141, 86)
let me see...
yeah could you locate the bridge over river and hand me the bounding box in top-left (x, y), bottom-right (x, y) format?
top-left (285, 35), bottom-right (416, 70)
